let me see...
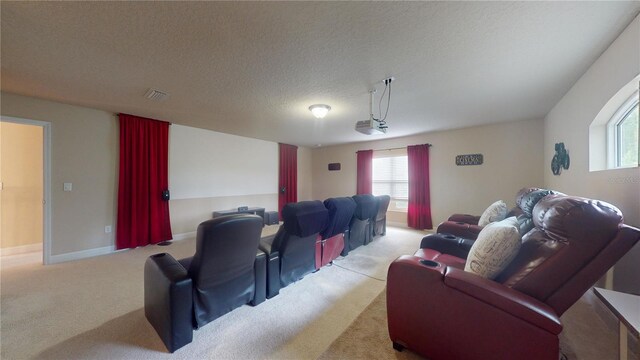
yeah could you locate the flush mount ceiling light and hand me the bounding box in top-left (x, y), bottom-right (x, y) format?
top-left (309, 104), bottom-right (331, 119)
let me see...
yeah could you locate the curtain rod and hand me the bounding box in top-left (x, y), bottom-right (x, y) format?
top-left (356, 144), bottom-right (432, 153)
top-left (115, 113), bottom-right (172, 125)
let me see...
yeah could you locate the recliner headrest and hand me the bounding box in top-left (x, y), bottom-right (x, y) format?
top-left (352, 194), bottom-right (378, 220)
top-left (322, 197), bottom-right (357, 238)
top-left (520, 189), bottom-right (563, 217)
top-left (282, 200), bottom-right (329, 237)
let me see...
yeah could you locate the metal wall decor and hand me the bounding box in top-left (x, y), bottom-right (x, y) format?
top-left (456, 154), bottom-right (483, 166)
top-left (551, 142), bottom-right (570, 176)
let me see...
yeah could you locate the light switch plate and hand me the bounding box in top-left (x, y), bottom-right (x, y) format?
top-left (64, 183), bottom-right (72, 192)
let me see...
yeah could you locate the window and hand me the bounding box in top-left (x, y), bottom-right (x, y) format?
top-left (608, 91), bottom-right (639, 168)
top-left (589, 77), bottom-right (639, 171)
top-left (372, 152), bottom-right (408, 212)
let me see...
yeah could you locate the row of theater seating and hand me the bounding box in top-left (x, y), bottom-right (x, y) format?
top-left (144, 194), bottom-right (390, 352)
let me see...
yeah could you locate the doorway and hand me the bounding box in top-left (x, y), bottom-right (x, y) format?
top-left (0, 117), bottom-right (51, 266)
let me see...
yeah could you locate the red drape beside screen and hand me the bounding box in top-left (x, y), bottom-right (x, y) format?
top-left (356, 150), bottom-right (373, 194)
top-left (407, 144), bottom-right (433, 230)
top-left (278, 143), bottom-right (298, 220)
top-left (117, 114), bottom-right (172, 249)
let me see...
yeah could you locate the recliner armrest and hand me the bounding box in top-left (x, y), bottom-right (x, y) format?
top-left (259, 235), bottom-right (281, 299)
top-left (447, 213), bottom-right (481, 225)
top-left (387, 256), bottom-right (562, 359)
top-left (436, 221), bottom-right (482, 240)
top-left (420, 233), bottom-right (474, 258)
top-left (144, 253), bottom-right (193, 353)
top-left (443, 267), bottom-right (562, 334)
top-left (252, 249), bottom-right (267, 305)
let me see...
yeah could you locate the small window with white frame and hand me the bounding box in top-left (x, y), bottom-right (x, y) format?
top-left (372, 148), bottom-right (408, 212)
top-left (607, 90), bottom-right (639, 169)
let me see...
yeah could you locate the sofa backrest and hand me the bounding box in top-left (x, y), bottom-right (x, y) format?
top-left (495, 194), bottom-right (639, 315)
top-left (375, 195), bottom-right (391, 222)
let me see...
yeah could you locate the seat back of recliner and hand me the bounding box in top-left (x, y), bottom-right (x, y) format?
top-left (273, 200), bottom-right (328, 287)
top-left (322, 197), bottom-right (357, 239)
top-left (188, 214), bottom-right (263, 327)
top-left (348, 194), bottom-right (378, 249)
top-left (374, 195), bottom-right (391, 236)
top-left (495, 195), bottom-right (639, 315)
top-left (375, 195), bottom-right (391, 221)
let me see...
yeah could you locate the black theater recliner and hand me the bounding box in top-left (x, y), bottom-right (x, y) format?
top-left (316, 197), bottom-right (357, 269)
top-left (260, 200), bottom-right (328, 298)
top-left (373, 195), bottom-right (391, 237)
top-left (345, 194), bottom-right (378, 255)
top-left (144, 214), bottom-right (266, 352)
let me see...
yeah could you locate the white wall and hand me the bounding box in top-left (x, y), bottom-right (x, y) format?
top-left (311, 119), bottom-right (545, 228)
top-left (169, 125), bottom-right (277, 199)
top-left (168, 125), bottom-right (280, 235)
top-left (544, 14), bottom-right (640, 293)
top-left (0, 92), bottom-right (304, 260)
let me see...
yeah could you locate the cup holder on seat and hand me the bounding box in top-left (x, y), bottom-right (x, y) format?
top-left (442, 234), bottom-right (456, 240)
top-left (420, 259), bottom-right (440, 267)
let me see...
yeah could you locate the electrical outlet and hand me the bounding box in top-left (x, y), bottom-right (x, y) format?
top-left (64, 183), bottom-right (72, 192)
top-left (105, 226), bottom-right (112, 234)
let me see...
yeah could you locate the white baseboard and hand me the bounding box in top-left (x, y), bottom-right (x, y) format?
top-left (171, 231), bottom-right (196, 241)
top-left (0, 243), bottom-right (42, 256)
top-left (49, 245), bottom-right (115, 264)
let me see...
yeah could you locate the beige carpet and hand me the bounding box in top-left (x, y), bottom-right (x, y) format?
top-left (0, 226), bottom-right (428, 359)
top-left (319, 283), bottom-right (630, 360)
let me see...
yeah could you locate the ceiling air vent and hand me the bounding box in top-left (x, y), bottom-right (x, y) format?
top-left (144, 88), bottom-right (169, 101)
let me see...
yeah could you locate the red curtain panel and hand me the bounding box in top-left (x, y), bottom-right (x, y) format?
top-left (356, 150), bottom-right (373, 194)
top-left (407, 144), bottom-right (433, 229)
top-left (117, 114), bottom-right (173, 249)
top-left (278, 143), bottom-right (298, 220)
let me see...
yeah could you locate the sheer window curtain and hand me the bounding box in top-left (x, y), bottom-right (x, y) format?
top-left (116, 114), bottom-right (172, 249)
top-left (356, 150), bottom-right (373, 194)
top-left (278, 143), bottom-right (298, 220)
top-left (407, 144), bottom-right (433, 229)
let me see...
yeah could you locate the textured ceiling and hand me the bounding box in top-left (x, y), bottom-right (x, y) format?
top-left (2, 2), bottom-right (639, 147)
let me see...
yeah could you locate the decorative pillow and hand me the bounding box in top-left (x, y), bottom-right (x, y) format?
top-left (464, 217), bottom-right (521, 279)
top-left (477, 200), bottom-right (508, 227)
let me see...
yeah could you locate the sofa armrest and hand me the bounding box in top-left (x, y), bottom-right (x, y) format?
top-left (144, 253), bottom-right (193, 353)
top-left (436, 221), bottom-right (482, 240)
top-left (420, 233), bottom-right (474, 259)
top-left (387, 256), bottom-right (561, 359)
top-left (447, 213), bottom-right (481, 225)
top-left (444, 267), bottom-right (562, 334)
top-left (259, 235), bottom-right (281, 299)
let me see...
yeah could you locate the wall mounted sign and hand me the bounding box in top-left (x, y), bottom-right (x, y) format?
top-left (551, 142), bottom-right (570, 175)
top-left (456, 154), bottom-right (483, 166)
top-left (328, 163), bottom-right (341, 171)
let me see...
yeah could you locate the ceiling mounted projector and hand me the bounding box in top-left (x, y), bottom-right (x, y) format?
top-left (355, 77), bottom-right (393, 135)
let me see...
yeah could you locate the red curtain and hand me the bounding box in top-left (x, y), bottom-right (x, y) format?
top-left (278, 143), bottom-right (298, 220)
top-left (356, 150), bottom-right (373, 194)
top-left (117, 114), bottom-right (172, 249)
top-left (407, 144), bottom-right (433, 229)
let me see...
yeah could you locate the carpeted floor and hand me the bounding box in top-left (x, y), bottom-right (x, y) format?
top-left (0, 226), bottom-right (426, 359)
top-left (1, 225), bottom-right (630, 360)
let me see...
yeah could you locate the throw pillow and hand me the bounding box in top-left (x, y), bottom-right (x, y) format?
top-left (464, 217), bottom-right (521, 279)
top-left (477, 200), bottom-right (508, 227)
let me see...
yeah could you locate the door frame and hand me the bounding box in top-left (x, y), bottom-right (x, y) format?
top-left (1, 116), bottom-right (52, 265)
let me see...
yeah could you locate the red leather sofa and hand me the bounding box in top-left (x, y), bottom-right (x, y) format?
top-left (436, 187), bottom-right (555, 239)
top-left (387, 194), bottom-right (640, 359)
